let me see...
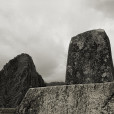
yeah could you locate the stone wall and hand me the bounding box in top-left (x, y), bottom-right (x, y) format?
top-left (17, 82), bottom-right (114, 114)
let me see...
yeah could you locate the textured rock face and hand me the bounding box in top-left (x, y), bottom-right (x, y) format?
top-left (0, 53), bottom-right (45, 108)
top-left (0, 108), bottom-right (16, 114)
top-left (66, 29), bottom-right (114, 84)
top-left (16, 82), bottom-right (114, 114)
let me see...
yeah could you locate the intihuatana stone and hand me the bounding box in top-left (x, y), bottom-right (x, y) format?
top-left (0, 53), bottom-right (45, 108)
top-left (66, 29), bottom-right (114, 84)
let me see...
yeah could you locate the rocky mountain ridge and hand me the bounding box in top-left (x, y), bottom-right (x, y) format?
top-left (0, 53), bottom-right (45, 108)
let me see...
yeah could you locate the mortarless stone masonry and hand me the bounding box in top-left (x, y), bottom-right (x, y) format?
top-left (66, 29), bottom-right (114, 84)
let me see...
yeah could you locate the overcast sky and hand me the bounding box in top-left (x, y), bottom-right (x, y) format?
top-left (0, 0), bottom-right (114, 82)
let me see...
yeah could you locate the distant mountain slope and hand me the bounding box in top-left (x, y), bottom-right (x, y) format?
top-left (46, 81), bottom-right (66, 86)
top-left (0, 53), bottom-right (46, 108)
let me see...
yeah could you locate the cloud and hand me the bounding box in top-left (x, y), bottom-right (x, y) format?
top-left (84, 0), bottom-right (114, 61)
top-left (85, 0), bottom-right (114, 18)
top-left (0, 0), bottom-right (71, 82)
top-left (0, 0), bottom-right (114, 82)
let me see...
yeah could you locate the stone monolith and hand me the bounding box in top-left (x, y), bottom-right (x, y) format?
top-left (66, 29), bottom-right (114, 84)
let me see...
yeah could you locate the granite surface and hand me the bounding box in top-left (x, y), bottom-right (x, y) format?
top-left (16, 82), bottom-right (114, 114)
top-left (0, 108), bottom-right (16, 114)
top-left (66, 29), bottom-right (114, 84)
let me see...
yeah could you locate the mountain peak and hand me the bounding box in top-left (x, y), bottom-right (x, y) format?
top-left (0, 53), bottom-right (45, 108)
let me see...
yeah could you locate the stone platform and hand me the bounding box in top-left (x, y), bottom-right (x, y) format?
top-left (17, 82), bottom-right (114, 114)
